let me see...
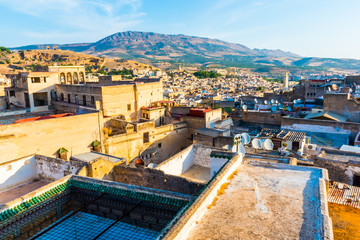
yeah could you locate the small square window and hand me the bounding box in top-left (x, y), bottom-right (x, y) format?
top-left (127, 104), bottom-right (131, 111)
top-left (158, 143), bottom-right (162, 148)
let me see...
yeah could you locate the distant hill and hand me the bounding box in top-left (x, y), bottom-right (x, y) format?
top-left (12, 31), bottom-right (360, 72)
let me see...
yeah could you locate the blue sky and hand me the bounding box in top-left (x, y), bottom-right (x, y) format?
top-left (0, 0), bottom-right (359, 59)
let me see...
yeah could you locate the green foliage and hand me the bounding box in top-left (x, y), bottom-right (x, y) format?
top-left (57, 147), bottom-right (68, 154)
top-left (108, 69), bottom-right (133, 78)
top-left (0, 46), bottom-right (11, 54)
top-left (193, 70), bottom-right (222, 79)
top-left (5, 59), bottom-right (10, 64)
top-left (256, 86), bottom-right (264, 91)
top-left (92, 140), bottom-right (101, 147)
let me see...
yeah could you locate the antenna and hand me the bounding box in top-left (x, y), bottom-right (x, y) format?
top-left (240, 133), bottom-right (251, 144)
top-left (263, 139), bottom-right (274, 151)
top-left (251, 138), bottom-right (261, 149)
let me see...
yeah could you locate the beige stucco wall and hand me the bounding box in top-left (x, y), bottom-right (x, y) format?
top-left (104, 123), bottom-right (189, 163)
top-left (0, 112), bottom-right (102, 163)
top-left (101, 81), bottom-right (163, 121)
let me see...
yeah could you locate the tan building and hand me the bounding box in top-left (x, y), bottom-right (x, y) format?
top-left (48, 65), bottom-right (85, 84)
top-left (6, 72), bottom-right (59, 112)
top-left (55, 78), bottom-right (163, 121)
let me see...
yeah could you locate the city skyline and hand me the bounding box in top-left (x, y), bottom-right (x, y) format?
top-left (0, 0), bottom-right (360, 59)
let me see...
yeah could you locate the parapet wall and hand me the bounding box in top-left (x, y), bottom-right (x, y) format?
top-left (113, 166), bottom-right (204, 195)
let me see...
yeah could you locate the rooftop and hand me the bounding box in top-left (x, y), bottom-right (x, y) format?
top-left (186, 162), bottom-right (328, 240)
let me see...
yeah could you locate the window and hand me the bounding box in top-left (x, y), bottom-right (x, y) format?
top-left (33, 92), bottom-right (48, 106)
top-left (91, 96), bottom-right (95, 106)
top-left (75, 94), bottom-right (79, 104)
top-left (61, 93), bottom-right (64, 101)
top-left (158, 143), bottom-right (162, 148)
top-left (31, 77), bottom-right (41, 83)
top-left (9, 90), bottom-right (15, 97)
top-left (143, 132), bottom-right (149, 143)
top-left (127, 104), bottom-right (131, 111)
top-left (68, 94), bottom-right (71, 103)
top-left (83, 95), bottom-right (86, 106)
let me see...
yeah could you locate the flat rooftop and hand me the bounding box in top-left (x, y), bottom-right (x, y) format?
top-left (0, 180), bottom-right (49, 205)
top-left (186, 162), bottom-right (324, 240)
top-left (72, 152), bottom-right (125, 164)
top-left (180, 165), bottom-right (210, 184)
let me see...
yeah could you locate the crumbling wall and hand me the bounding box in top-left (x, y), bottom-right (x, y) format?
top-left (113, 166), bottom-right (204, 195)
top-left (193, 145), bottom-right (213, 167)
top-left (35, 155), bottom-right (85, 181)
top-left (86, 158), bottom-right (115, 180)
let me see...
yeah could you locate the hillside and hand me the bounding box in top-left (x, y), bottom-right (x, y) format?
top-left (0, 48), bottom-right (158, 74)
top-left (12, 31), bottom-right (360, 73)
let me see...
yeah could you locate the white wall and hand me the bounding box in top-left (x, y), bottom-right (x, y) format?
top-left (156, 145), bottom-right (194, 175)
top-left (0, 155), bottom-right (37, 191)
top-left (210, 157), bottom-right (229, 178)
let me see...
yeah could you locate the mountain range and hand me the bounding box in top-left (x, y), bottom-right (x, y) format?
top-left (12, 31), bottom-right (360, 72)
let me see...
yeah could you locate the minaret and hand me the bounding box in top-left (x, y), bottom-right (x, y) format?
top-left (283, 72), bottom-right (289, 89)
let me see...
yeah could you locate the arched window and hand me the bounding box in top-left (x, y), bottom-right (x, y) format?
top-left (60, 73), bottom-right (65, 84)
top-left (73, 72), bottom-right (79, 84)
top-left (67, 72), bottom-right (72, 84)
top-left (79, 72), bottom-right (85, 83)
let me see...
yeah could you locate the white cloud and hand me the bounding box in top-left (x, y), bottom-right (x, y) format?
top-left (0, 0), bottom-right (145, 43)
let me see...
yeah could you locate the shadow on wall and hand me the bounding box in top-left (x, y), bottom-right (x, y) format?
top-left (0, 156), bottom-right (37, 192)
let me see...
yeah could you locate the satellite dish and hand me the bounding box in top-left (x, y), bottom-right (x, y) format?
top-left (222, 145), bottom-right (231, 150)
top-left (287, 106), bottom-right (291, 111)
top-left (293, 100), bottom-right (297, 104)
top-left (275, 100), bottom-right (279, 104)
top-left (271, 106), bottom-right (277, 112)
top-left (242, 105), bottom-right (247, 111)
top-left (209, 123), bottom-right (215, 128)
top-left (147, 163), bottom-right (157, 168)
top-left (271, 99), bottom-right (275, 104)
top-left (251, 138), bottom-right (261, 149)
top-left (240, 133), bottom-right (251, 144)
top-left (264, 100), bottom-right (268, 105)
top-left (254, 98), bottom-right (258, 103)
top-left (263, 139), bottom-right (274, 151)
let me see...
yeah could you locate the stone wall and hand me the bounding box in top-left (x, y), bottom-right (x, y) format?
top-left (241, 110), bottom-right (282, 126)
top-left (105, 123), bottom-right (189, 163)
top-left (113, 166), bottom-right (204, 195)
top-left (323, 93), bottom-right (360, 122)
top-left (35, 155), bottom-right (86, 182)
